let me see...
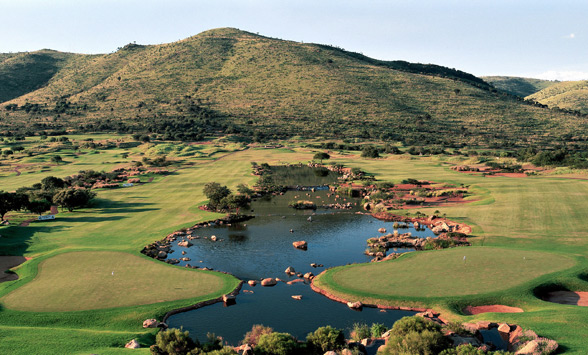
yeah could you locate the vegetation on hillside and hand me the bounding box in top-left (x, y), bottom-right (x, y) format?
top-left (482, 76), bottom-right (558, 97)
top-left (526, 79), bottom-right (588, 114)
top-left (1, 28), bottom-right (587, 150)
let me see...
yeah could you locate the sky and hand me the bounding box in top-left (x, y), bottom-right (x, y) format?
top-left (1, 0), bottom-right (587, 81)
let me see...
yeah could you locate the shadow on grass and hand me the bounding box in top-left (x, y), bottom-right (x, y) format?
top-left (91, 199), bottom-right (158, 214)
top-left (0, 224), bottom-right (68, 256)
top-left (578, 272), bottom-right (588, 283)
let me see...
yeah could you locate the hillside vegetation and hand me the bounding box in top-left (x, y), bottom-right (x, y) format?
top-left (1, 28), bottom-right (587, 148)
top-left (482, 76), bottom-right (558, 97)
top-left (527, 79), bottom-right (588, 114)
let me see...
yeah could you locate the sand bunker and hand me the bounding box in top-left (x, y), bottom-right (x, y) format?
top-left (0, 256), bottom-right (26, 282)
top-left (545, 291), bottom-right (588, 306)
top-left (463, 304), bottom-right (524, 315)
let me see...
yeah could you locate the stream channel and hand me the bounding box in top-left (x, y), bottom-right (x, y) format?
top-left (166, 166), bottom-right (437, 344)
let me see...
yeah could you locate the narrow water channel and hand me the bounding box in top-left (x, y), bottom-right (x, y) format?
top-left (166, 167), bottom-right (435, 344)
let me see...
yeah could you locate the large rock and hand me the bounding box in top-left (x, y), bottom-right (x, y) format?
top-left (285, 266), bottom-right (296, 274)
top-left (378, 227), bottom-right (387, 234)
top-left (497, 323), bottom-right (511, 334)
top-left (248, 280), bottom-right (257, 286)
top-left (341, 349), bottom-right (354, 355)
top-left (347, 301), bottom-right (363, 309)
top-left (516, 340), bottom-right (539, 354)
top-left (177, 240), bottom-right (192, 247)
top-left (142, 319), bottom-right (160, 328)
top-left (125, 339), bottom-right (141, 349)
top-left (293, 240), bottom-right (308, 249)
top-left (261, 278), bottom-right (277, 286)
top-left (303, 272), bottom-right (314, 279)
top-left (324, 351), bottom-right (338, 355)
top-left (157, 251), bottom-right (168, 259)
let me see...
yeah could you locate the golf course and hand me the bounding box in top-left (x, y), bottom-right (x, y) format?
top-left (1, 136), bottom-right (588, 353)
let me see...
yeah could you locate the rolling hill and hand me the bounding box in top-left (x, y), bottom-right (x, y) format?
top-left (1, 28), bottom-right (587, 148)
top-left (482, 76), bottom-right (559, 97)
top-left (526, 80), bottom-right (588, 114)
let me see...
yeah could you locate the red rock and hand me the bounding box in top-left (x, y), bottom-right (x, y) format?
top-left (293, 240), bottom-right (307, 249)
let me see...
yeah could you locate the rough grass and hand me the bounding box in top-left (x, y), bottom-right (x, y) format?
top-left (1, 251), bottom-right (230, 311)
top-left (527, 79), bottom-right (588, 114)
top-left (318, 247), bottom-right (575, 298)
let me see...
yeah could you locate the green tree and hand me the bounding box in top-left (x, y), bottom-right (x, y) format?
top-left (27, 199), bottom-right (51, 216)
top-left (203, 182), bottom-right (231, 210)
top-left (313, 152), bottom-right (330, 163)
top-left (0, 191), bottom-right (27, 220)
top-left (361, 146), bottom-right (380, 158)
top-left (52, 188), bottom-right (96, 212)
top-left (51, 155), bottom-right (63, 164)
top-left (242, 324), bottom-right (274, 346)
top-left (306, 325), bottom-right (345, 353)
top-left (255, 332), bottom-right (298, 355)
top-left (379, 316), bottom-right (451, 355)
top-left (150, 327), bottom-right (199, 355)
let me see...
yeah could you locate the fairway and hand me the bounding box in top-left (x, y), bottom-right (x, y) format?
top-left (316, 247), bottom-right (575, 298)
top-left (1, 251), bottom-right (234, 311)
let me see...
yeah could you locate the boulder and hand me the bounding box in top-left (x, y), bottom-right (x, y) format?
top-left (241, 344), bottom-right (253, 355)
top-left (210, 235), bottom-right (218, 241)
top-left (142, 319), bottom-right (160, 328)
top-left (261, 278), bottom-right (277, 286)
top-left (248, 280), bottom-right (257, 286)
top-left (291, 295), bottom-right (302, 300)
top-left (516, 340), bottom-right (539, 354)
top-left (303, 272), bottom-right (314, 279)
top-left (378, 227), bottom-right (387, 234)
top-left (157, 251), bottom-right (167, 259)
top-left (223, 294), bottom-right (236, 303)
top-left (125, 339), bottom-right (141, 349)
top-left (497, 323), bottom-right (511, 334)
top-left (285, 266), bottom-right (296, 274)
top-left (293, 240), bottom-right (308, 250)
top-left (177, 240), bottom-right (192, 247)
top-left (287, 279), bottom-right (305, 285)
top-left (347, 301), bottom-right (363, 309)
top-left (341, 349), bottom-right (353, 355)
top-left (324, 351), bottom-right (338, 355)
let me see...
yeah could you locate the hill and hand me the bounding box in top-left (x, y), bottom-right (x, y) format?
top-left (0, 50), bottom-right (79, 103)
top-left (526, 80), bottom-right (588, 114)
top-left (482, 76), bottom-right (558, 97)
top-left (1, 28), bottom-right (587, 149)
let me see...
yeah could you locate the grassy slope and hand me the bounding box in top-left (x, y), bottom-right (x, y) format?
top-left (2, 28), bottom-right (585, 147)
top-left (482, 76), bottom-right (558, 97)
top-left (311, 154), bottom-right (588, 353)
top-left (527, 80), bottom-right (588, 114)
top-left (2, 145), bottom-right (588, 352)
top-left (0, 50), bottom-right (78, 103)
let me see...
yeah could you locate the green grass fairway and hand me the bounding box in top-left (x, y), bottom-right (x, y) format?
top-left (2, 251), bottom-right (233, 312)
top-left (316, 247), bottom-right (575, 298)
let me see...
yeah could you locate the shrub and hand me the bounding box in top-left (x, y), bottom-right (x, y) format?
top-left (370, 323), bottom-right (388, 338)
top-left (380, 316), bottom-right (451, 355)
top-left (306, 325), bottom-right (345, 353)
top-left (242, 324), bottom-right (274, 346)
top-left (350, 323), bottom-right (371, 341)
top-left (151, 327), bottom-right (199, 355)
top-left (255, 332), bottom-right (298, 355)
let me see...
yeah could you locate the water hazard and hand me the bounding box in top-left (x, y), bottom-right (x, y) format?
top-left (166, 167), bottom-right (436, 344)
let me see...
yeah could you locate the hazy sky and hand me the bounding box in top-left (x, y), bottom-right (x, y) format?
top-left (1, 0), bottom-right (587, 80)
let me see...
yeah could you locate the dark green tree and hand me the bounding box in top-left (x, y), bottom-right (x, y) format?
top-left (0, 191), bottom-right (27, 220)
top-left (255, 332), bottom-right (298, 355)
top-left (313, 152), bottom-right (330, 163)
top-left (52, 188), bottom-right (96, 212)
top-left (306, 325), bottom-right (345, 353)
top-left (203, 182), bottom-right (231, 210)
top-left (27, 199), bottom-right (51, 216)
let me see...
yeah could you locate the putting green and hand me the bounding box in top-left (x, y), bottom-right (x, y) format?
top-left (315, 247), bottom-right (575, 298)
top-left (1, 251), bottom-right (235, 312)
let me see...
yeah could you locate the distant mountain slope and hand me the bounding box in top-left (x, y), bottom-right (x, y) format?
top-left (526, 80), bottom-right (588, 114)
top-left (1, 28), bottom-right (587, 148)
top-left (0, 50), bottom-right (78, 103)
top-left (482, 76), bottom-right (558, 97)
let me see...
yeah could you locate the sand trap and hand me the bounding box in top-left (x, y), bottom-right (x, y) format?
top-left (545, 291), bottom-right (588, 306)
top-left (463, 304), bottom-right (524, 315)
top-left (0, 256), bottom-right (26, 283)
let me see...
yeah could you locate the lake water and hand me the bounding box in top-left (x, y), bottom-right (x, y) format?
top-left (166, 167), bottom-right (436, 344)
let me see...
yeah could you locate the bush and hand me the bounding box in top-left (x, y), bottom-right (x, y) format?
top-left (242, 324), bottom-right (274, 346)
top-left (151, 328), bottom-right (199, 355)
top-left (370, 323), bottom-right (388, 338)
top-left (306, 325), bottom-right (345, 353)
top-left (350, 323), bottom-right (371, 341)
top-left (379, 316), bottom-right (451, 355)
top-left (255, 332), bottom-right (298, 355)
top-left (361, 146), bottom-right (380, 158)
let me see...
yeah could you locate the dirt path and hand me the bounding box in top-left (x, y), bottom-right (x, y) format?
top-left (19, 218), bottom-right (36, 227)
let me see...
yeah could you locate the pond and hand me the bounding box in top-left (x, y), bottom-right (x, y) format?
top-left (166, 167), bottom-right (436, 344)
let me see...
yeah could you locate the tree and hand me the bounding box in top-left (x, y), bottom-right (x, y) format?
top-left (0, 191), bottom-right (27, 220)
top-left (313, 152), bottom-right (330, 163)
top-left (379, 316), bottom-right (451, 355)
top-left (27, 199), bottom-right (51, 216)
top-left (50, 155), bottom-right (63, 164)
top-left (203, 182), bottom-right (231, 210)
top-left (41, 176), bottom-right (65, 191)
top-left (150, 327), bottom-right (199, 355)
top-left (242, 324), bottom-right (274, 346)
top-left (361, 146), bottom-right (380, 158)
top-left (306, 325), bottom-right (345, 353)
top-left (52, 188), bottom-right (96, 212)
top-left (255, 332), bottom-right (298, 355)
